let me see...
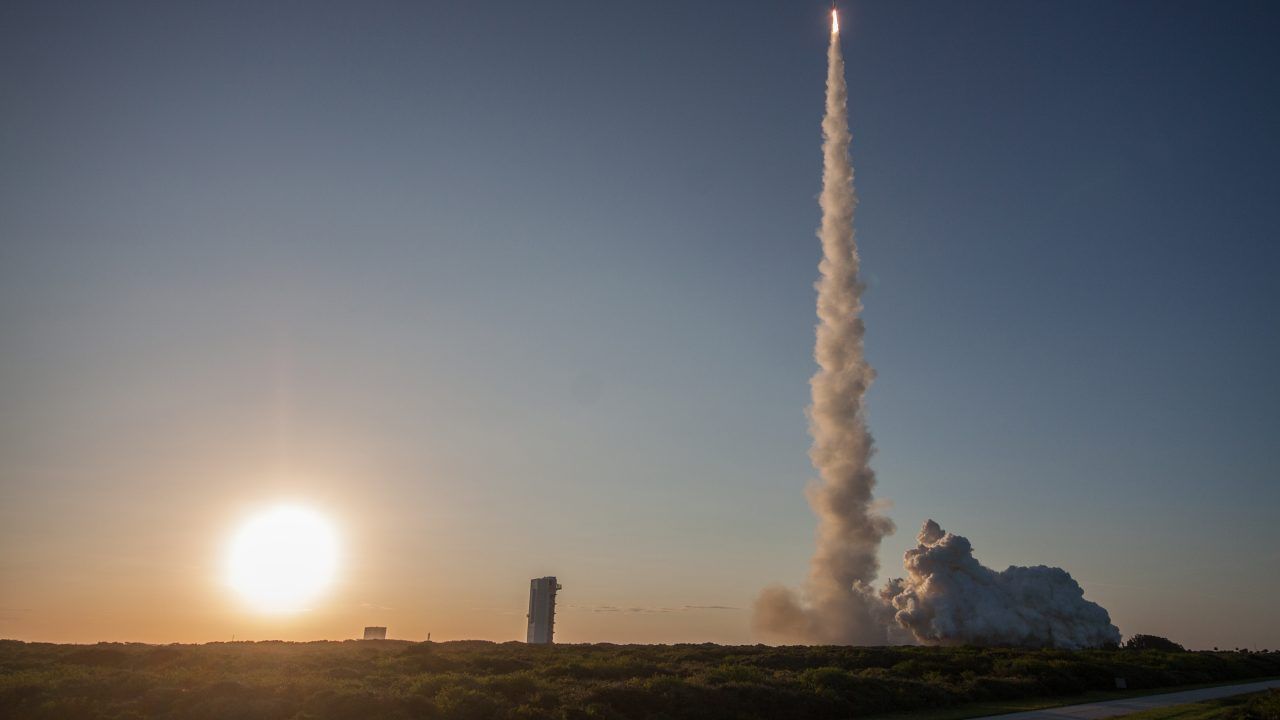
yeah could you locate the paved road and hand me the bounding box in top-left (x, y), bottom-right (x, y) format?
top-left (970, 679), bottom-right (1280, 720)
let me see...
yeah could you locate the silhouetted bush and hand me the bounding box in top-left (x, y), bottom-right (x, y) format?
top-left (1125, 635), bottom-right (1187, 652)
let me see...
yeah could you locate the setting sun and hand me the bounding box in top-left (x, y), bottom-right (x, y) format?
top-left (226, 505), bottom-right (339, 613)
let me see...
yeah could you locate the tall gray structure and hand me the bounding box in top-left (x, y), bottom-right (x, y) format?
top-left (526, 576), bottom-right (561, 644)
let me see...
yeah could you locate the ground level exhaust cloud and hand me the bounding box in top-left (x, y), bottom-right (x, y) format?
top-left (881, 521), bottom-right (1121, 649)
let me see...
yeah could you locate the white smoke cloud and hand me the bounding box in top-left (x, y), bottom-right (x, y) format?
top-left (753, 16), bottom-right (893, 646)
top-left (881, 520), bottom-right (1121, 649)
top-left (755, 15), bottom-right (1121, 650)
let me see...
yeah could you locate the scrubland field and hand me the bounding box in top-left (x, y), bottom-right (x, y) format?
top-left (1117, 689), bottom-right (1280, 720)
top-left (1, 640), bottom-right (1277, 720)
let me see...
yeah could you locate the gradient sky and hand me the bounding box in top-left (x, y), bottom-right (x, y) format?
top-left (2, 0), bottom-right (1278, 649)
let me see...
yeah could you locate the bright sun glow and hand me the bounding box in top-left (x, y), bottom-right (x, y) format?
top-left (226, 505), bottom-right (339, 613)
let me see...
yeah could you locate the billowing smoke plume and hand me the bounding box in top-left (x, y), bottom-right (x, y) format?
top-left (754, 14), bottom-right (1121, 649)
top-left (881, 521), bottom-right (1121, 649)
top-left (753, 14), bottom-right (894, 646)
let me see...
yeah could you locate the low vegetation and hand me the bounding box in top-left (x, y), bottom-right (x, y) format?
top-left (1, 639), bottom-right (1277, 720)
top-left (1126, 635), bottom-right (1189, 653)
top-left (1106, 689), bottom-right (1280, 720)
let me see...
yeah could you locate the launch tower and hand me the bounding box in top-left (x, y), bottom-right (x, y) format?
top-left (526, 576), bottom-right (561, 644)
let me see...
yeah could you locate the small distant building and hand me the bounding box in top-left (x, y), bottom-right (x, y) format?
top-left (363, 626), bottom-right (387, 640)
top-left (526, 576), bottom-right (561, 644)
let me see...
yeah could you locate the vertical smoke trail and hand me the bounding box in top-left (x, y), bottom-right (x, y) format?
top-left (754, 10), bottom-right (894, 645)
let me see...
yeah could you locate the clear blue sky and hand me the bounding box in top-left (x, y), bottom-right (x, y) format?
top-left (1, 0), bottom-right (1277, 649)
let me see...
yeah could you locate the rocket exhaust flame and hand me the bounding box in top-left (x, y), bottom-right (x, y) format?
top-left (832, 8), bottom-right (839, 34)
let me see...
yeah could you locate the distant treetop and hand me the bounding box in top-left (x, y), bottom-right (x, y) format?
top-left (1124, 634), bottom-right (1186, 652)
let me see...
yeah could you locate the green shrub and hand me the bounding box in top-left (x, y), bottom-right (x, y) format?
top-left (1, 640), bottom-right (1277, 719)
top-left (1125, 635), bottom-right (1187, 652)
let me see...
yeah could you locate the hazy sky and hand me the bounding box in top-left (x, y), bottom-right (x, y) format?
top-left (2, 0), bottom-right (1278, 649)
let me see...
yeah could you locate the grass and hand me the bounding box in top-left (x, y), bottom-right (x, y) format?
top-left (1107, 689), bottom-right (1280, 720)
top-left (868, 678), bottom-right (1280, 720)
top-left (1, 640), bottom-right (1277, 720)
